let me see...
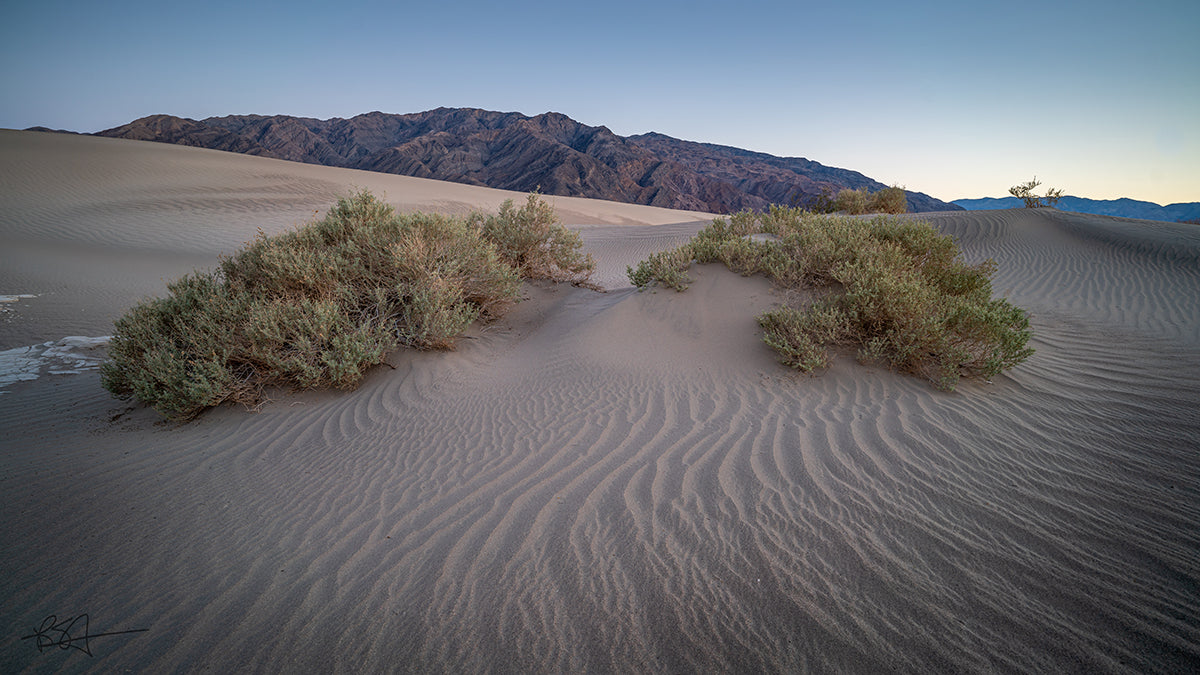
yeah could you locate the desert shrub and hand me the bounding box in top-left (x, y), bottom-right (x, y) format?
top-left (1009, 177), bottom-right (1064, 208)
top-left (832, 186), bottom-right (908, 215)
top-left (629, 208), bottom-right (800, 290)
top-left (712, 238), bottom-right (788, 278)
top-left (101, 272), bottom-right (253, 420)
top-left (795, 188), bottom-right (838, 214)
top-left (627, 207), bottom-right (1034, 390)
top-left (103, 190), bottom-right (590, 419)
top-left (390, 213), bottom-right (521, 345)
top-left (797, 187), bottom-right (908, 215)
top-left (626, 245), bottom-right (697, 291)
top-left (758, 302), bottom-right (852, 372)
top-left (834, 188), bottom-right (870, 215)
top-left (868, 186), bottom-right (908, 214)
top-left (469, 192), bottom-right (595, 285)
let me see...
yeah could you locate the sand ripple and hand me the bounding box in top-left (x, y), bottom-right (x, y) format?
top-left (5, 263), bottom-right (1196, 672)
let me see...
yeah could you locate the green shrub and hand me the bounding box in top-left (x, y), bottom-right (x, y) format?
top-left (834, 188), bottom-right (870, 215)
top-left (469, 192), bottom-right (595, 285)
top-left (390, 213), bottom-right (521, 344)
top-left (1009, 177), bottom-right (1064, 208)
top-left (868, 186), bottom-right (908, 214)
top-left (103, 190), bottom-right (590, 419)
top-left (831, 186), bottom-right (907, 215)
top-left (625, 245), bottom-right (697, 291)
top-left (796, 188), bottom-right (838, 214)
top-left (759, 302), bottom-right (851, 372)
top-left (627, 207), bottom-right (1034, 390)
top-left (101, 272), bottom-right (251, 420)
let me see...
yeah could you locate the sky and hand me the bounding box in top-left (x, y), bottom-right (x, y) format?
top-left (2, 0), bottom-right (1197, 205)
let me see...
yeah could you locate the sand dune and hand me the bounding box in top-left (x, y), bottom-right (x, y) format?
top-left (1, 130), bottom-right (1198, 673)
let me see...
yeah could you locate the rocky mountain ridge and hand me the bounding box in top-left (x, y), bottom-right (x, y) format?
top-left (953, 196), bottom-right (1200, 223)
top-left (87, 108), bottom-right (961, 214)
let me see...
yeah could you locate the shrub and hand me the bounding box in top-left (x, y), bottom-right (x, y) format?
top-left (627, 207), bottom-right (1034, 390)
top-left (103, 190), bottom-right (590, 419)
top-left (469, 192), bottom-right (596, 286)
top-left (834, 188), bottom-right (870, 215)
top-left (1009, 177), bottom-right (1064, 208)
top-left (389, 213), bottom-right (521, 348)
top-left (626, 245), bottom-right (697, 291)
top-left (795, 188), bottom-right (838, 214)
top-left (798, 186), bottom-right (908, 215)
top-left (758, 302), bottom-right (851, 372)
top-left (831, 186), bottom-right (908, 215)
top-left (868, 186), bottom-right (908, 214)
top-left (101, 272), bottom-right (252, 420)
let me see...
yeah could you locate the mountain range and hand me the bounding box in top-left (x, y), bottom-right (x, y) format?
top-left (46, 108), bottom-right (961, 214)
top-left (953, 196), bottom-right (1200, 223)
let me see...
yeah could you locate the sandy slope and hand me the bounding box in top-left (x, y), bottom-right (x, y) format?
top-left (1, 130), bottom-right (1198, 673)
top-left (0, 130), bottom-right (710, 349)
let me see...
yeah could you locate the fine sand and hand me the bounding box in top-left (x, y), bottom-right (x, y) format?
top-left (1, 129), bottom-right (1198, 673)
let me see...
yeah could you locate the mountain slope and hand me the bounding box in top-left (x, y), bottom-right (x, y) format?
top-left (93, 108), bottom-right (962, 214)
top-left (628, 133), bottom-right (953, 213)
top-left (954, 196), bottom-right (1200, 223)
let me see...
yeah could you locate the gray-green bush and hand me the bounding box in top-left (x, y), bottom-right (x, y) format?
top-left (102, 190), bottom-right (594, 420)
top-left (627, 206), bottom-right (1033, 390)
top-left (832, 186), bottom-right (908, 215)
top-left (469, 192), bottom-right (596, 286)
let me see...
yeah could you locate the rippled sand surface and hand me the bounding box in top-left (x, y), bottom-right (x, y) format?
top-left (2, 130), bottom-right (1197, 673)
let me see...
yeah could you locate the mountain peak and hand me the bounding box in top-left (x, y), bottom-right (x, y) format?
top-left (92, 108), bottom-right (961, 214)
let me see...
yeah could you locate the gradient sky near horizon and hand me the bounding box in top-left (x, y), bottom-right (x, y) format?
top-left (3, 0), bottom-right (1197, 205)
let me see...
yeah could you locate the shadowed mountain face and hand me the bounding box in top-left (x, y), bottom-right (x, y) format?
top-left (94, 108), bottom-right (961, 214)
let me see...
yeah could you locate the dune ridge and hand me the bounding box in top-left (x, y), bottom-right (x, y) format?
top-left (1, 130), bottom-right (1197, 672)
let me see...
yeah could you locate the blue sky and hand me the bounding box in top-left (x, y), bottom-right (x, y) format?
top-left (3, 0), bottom-right (1197, 204)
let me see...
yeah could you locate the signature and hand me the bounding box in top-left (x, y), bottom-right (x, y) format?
top-left (21, 614), bottom-right (148, 657)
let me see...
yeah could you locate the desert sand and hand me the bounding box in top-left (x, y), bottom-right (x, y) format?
top-left (1, 129), bottom-right (1197, 673)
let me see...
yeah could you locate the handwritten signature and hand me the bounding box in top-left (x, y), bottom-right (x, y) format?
top-left (21, 614), bottom-right (148, 657)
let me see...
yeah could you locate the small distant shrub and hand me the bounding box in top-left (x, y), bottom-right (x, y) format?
top-left (103, 190), bottom-right (592, 419)
top-left (796, 188), bottom-right (837, 214)
top-left (831, 186), bottom-right (907, 215)
top-left (869, 186), bottom-right (908, 214)
top-left (834, 188), bottom-right (870, 215)
top-left (627, 207), bottom-right (1034, 390)
top-left (798, 186), bottom-right (907, 215)
top-left (1009, 177), bottom-right (1064, 208)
